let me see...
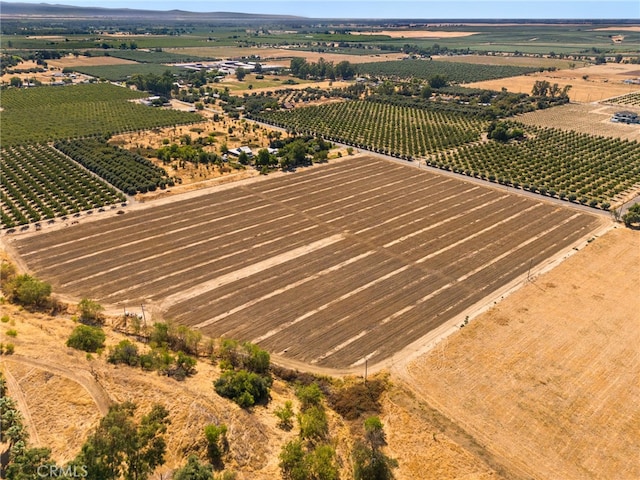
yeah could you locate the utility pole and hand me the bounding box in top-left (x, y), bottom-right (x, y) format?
top-left (364, 358), bottom-right (368, 384)
top-left (141, 304), bottom-right (146, 328)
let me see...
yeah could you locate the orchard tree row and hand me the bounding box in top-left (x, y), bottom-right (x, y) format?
top-left (251, 99), bottom-right (487, 158)
top-left (1, 144), bottom-right (125, 228)
top-left (0, 83), bottom-right (201, 146)
top-left (55, 138), bottom-right (175, 195)
top-left (432, 122), bottom-right (640, 209)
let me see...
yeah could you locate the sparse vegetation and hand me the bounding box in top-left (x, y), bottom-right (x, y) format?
top-left (77, 297), bottom-right (104, 325)
top-left (279, 381), bottom-right (339, 480)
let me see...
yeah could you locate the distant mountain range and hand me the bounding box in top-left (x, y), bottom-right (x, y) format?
top-left (0, 2), bottom-right (304, 21)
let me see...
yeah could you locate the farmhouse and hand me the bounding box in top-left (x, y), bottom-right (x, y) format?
top-left (228, 146), bottom-right (253, 157)
top-left (611, 111), bottom-right (640, 124)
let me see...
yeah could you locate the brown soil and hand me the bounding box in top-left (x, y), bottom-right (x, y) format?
top-left (0, 174), bottom-right (634, 479)
top-left (5, 156), bottom-right (604, 370)
top-left (467, 63), bottom-right (640, 103)
top-left (400, 226), bottom-right (640, 480)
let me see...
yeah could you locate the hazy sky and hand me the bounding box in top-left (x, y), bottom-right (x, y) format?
top-left (5, 0), bottom-right (640, 19)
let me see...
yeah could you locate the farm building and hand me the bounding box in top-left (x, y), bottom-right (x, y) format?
top-left (228, 146), bottom-right (254, 157)
top-left (611, 111), bottom-right (640, 124)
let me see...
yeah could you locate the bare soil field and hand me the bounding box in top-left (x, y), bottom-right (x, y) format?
top-left (516, 102), bottom-right (640, 141)
top-left (467, 63), bottom-right (640, 103)
top-left (402, 226), bottom-right (640, 480)
top-left (6, 156), bottom-right (604, 370)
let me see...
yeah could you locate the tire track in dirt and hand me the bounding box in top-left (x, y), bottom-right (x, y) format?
top-left (1, 363), bottom-right (40, 446)
top-left (4, 356), bottom-right (111, 415)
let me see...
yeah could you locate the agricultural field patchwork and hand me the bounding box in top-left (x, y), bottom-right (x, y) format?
top-left (255, 101), bottom-right (640, 207)
top-left (10, 156), bottom-right (603, 369)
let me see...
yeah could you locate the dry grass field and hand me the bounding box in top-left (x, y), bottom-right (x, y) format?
top-left (402, 226), bottom-right (640, 480)
top-left (0, 292), bottom-right (497, 479)
top-left (468, 63), bottom-right (640, 103)
top-left (516, 102), bottom-right (640, 141)
top-left (167, 46), bottom-right (407, 64)
top-left (6, 155), bottom-right (603, 370)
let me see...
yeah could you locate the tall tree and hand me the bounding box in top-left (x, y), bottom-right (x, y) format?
top-left (75, 402), bottom-right (170, 480)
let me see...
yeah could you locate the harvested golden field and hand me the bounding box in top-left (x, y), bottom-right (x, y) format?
top-left (167, 46), bottom-right (406, 64)
top-left (350, 30), bottom-right (479, 39)
top-left (516, 102), bottom-right (640, 141)
top-left (47, 54), bottom-right (138, 68)
top-left (402, 226), bottom-right (640, 480)
top-left (0, 285), bottom-right (498, 480)
top-left (468, 63), bottom-right (640, 102)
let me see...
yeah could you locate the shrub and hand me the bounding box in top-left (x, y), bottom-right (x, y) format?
top-left (108, 340), bottom-right (140, 366)
top-left (169, 351), bottom-right (197, 380)
top-left (1, 315), bottom-right (10, 323)
top-left (295, 383), bottom-right (323, 411)
top-left (66, 325), bottom-right (106, 353)
top-left (173, 456), bottom-right (214, 480)
top-left (275, 401), bottom-right (295, 430)
top-left (4, 343), bottom-right (14, 355)
top-left (78, 298), bottom-right (104, 325)
top-left (298, 405), bottom-right (328, 443)
top-left (5, 330), bottom-right (17, 337)
top-left (214, 369), bottom-right (272, 408)
top-left (204, 423), bottom-right (228, 467)
top-left (6, 274), bottom-right (51, 308)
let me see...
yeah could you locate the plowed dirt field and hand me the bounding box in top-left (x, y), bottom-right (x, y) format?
top-left (7, 156), bottom-right (604, 369)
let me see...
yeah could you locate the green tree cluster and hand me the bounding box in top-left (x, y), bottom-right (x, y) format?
top-left (213, 340), bottom-right (272, 408)
top-left (623, 203), bottom-right (640, 227)
top-left (352, 416), bottom-right (398, 480)
top-left (66, 324), bottom-right (106, 353)
top-left (108, 322), bottom-right (198, 380)
top-left (2, 272), bottom-right (51, 308)
top-left (289, 57), bottom-right (354, 80)
top-left (73, 402), bottom-right (170, 480)
top-left (279, 382), bottom-right (339, 480)
top-left (487, 120), bottom-right (524, 142)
